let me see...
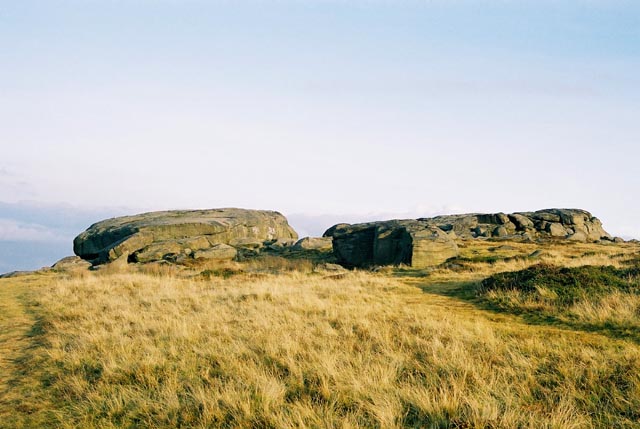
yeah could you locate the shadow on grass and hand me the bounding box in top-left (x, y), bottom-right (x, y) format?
top-left (386, 268), bottom-right (435, 278)
top-left (411, 277), bottom-right (640, 345)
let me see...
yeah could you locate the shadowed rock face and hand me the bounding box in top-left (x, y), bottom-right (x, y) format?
top-left (73, 208), bottom-right (298, 265)
top-left (326, 220), bottom-right (459, 269)
top-left (325, 209), bottom-right (611, 268)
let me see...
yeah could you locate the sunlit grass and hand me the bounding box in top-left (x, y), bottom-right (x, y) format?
top-left (479, 262), bottom-right (640, 343)
top-left (1, 240), bottom-right (640, 428)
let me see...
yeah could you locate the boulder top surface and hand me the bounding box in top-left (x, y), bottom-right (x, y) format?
top-left (73, 208), bottom-right (298, 264)
top-left (82, 208), bottom-right (290, 229)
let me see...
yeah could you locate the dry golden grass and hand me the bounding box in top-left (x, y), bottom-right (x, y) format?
top-left (479, 261), bottom-right (640, 343)
top-left (426, 240), bottom-right (638, 282)
top-left (568, 291), bottom-right (640, 324)
top-left (1, 240), bottom-right (640, 428)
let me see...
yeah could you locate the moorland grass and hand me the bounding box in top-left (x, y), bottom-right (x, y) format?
top-left (1, 241), bottom-right (640, 428)
top-left (478, 262), bottom-right (640, 343)
top-left (480, 264), bottom-right (640, 305)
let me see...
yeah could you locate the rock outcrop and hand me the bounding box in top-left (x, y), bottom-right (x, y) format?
top-left (425, 209), bottom-right (610, 242)
top-left (326, 220), bottom-right (459, 269)
top-left (325, 209), bottom-right (611, 268)
top-left (74, 208), bottom-right (298, 265)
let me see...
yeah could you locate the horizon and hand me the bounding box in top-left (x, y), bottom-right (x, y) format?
top-left (1, 0), bottom-right (639, 271)
top-left (0, 201), bottom-right (634, 273)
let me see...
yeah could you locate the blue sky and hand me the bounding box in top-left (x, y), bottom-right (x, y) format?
top-left (1, 0), bottom-right (639, 271)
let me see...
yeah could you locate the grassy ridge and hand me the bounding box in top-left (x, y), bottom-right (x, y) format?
top-left (480, 264), bottom-right (640, 304)
top-left (479, 263), bottom-right (640, 342)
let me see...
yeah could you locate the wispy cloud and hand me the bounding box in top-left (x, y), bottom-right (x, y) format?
top-left (303, 77), bottom-right (600, 100)
top-left (0, 200), bottom-right (132, 272)
top-left (0, 167), bottom-right (38, 201)
top-left (0, 218), bottom-right (67, 242)
top-left (0, 200), bottom-right (130, 234)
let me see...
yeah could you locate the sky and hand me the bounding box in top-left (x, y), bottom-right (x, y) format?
top-left (1, 0), bottom-right (639, 271)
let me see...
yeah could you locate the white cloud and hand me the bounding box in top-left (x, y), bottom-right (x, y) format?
top-left (0, 218), bottom-right (67, 242)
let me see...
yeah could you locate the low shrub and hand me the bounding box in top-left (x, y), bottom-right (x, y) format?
top-left (480, 264), bottom-right (640, 306)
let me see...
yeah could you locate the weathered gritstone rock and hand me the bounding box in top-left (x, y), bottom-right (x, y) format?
top-left (193, 244), bottom-right (238, 261)
top-left (426, 208), bottom-right (610, 242)
top-left (267, 238), bottom-right (297, 250)
top-left (292, 237), bottom-right (333, 251)
top-left (327, 220), bottom-right (459, 269)
top-left (325, 208), bottom-right (611, 268)
top-left (73, 208), bottom-right (298, 265)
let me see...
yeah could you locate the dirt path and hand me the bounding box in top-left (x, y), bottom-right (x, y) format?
top-left (0, 276), bottom-right (46, 427)
top-left (406, 279), bottom-right (518, 323)
top-left (0, 278), bottom-right (34, 387)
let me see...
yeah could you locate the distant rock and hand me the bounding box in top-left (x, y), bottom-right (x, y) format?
top-left (51, 256), bottom-right (92, 271)
top-left (292, 237), bottom-right (333, 251)
top-left (74, 208), bottom-right (298, 265)
top-left (0, 271), bottom-right (34, 279)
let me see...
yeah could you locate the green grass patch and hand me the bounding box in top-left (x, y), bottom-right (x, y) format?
top-left (477, 264), bottom-right (640, 342)
top-left (480, 264), bottom-right (640, 306)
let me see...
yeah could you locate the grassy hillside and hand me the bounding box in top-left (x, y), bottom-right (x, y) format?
top-left (1, 240), bottom-right (640, 428)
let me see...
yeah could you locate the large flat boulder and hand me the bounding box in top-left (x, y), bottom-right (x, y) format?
top-left (74, 208), bottom-right (298, 265)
